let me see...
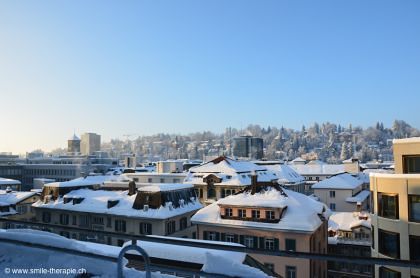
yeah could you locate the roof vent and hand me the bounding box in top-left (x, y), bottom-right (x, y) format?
top-left (63, 196), bottom-right (73, 204)
top-left (107, 199), bottom-right (119, 209)
top-left (143, 204), bottom-right (149, 212)
top-left (72, 197), bottom-right (84, 205)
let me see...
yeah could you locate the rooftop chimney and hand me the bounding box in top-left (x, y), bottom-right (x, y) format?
top-left (128, 181), bottom-right (137, 196)
top-left (251, 171), bottom-right (258, 195)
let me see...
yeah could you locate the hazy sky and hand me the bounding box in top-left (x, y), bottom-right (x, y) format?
top-left (1, 1), bottom-right (419, 153)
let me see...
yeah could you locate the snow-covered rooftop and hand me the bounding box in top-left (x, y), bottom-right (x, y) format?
top-left (46, 175), bottom-right (120, 188)
top-left (0, 190), bottom-right (38, 205)
top-left (190, 156), bottom-right (266, 174)
top-left (328, 212), bottom-right (371, 232)
top-left (289, 163), bottom-right (345, 176)
top-left (33, 189), bottom-right (202, 219)
top-left (264, 164), bottom-right (305, 184)
top-left (312, 173), bottom-right (363, 190)
top-left (138, 183), bottom-right (193, 192)
top-left (192, 187), bottom-right (329, 232)
top-left (393, 137), bottom-right (420, 144)
top-left (0, 178), bottom-right (21, 185)
top-left (346, 190), bottom-right (370, 203)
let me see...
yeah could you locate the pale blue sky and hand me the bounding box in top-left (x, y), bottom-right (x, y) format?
top-left (0, 1), bottom-right (419, 153)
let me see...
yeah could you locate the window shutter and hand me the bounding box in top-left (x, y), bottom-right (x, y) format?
top-left (259, 237), bottom-right (265, 249)
top-left (221, 233), bottom-right (226, 242)
top-left (204, 231), bottom-right (209, 240)
top-left (274, 238), bottom-right (279, 250)
top-left (239, 235), bottom-right (245, 245)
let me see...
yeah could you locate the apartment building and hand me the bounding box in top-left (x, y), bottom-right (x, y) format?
top-left (32, 182), bottom-right (202, 246)
top-left (0, 189), bottom-right (40, 222)
top-left (191, 178), bottom-right (329, 278)
top-left (124, 172), bottom-right (187, 184)
top-left (185, 156), bottom-right (277, 205)
top-left (328, 212), bottom-right (372, 278)
top-left (312, 173), bottom-right (370, 212)
top-left (370, 137), bottom-right (420, 277)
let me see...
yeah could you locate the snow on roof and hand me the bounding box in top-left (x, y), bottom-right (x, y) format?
top-left (393, 137), bottom-right (420, 144)
top-left (264, 164), bottom-right (305, 184)
top-left (124, 236), bottom-right (270, 278)
top-left (138, 183), bottom-right (193, 192)
top-left (290, 163), bottom-right (345, 176)
top-left (33, 189), bottom-right (202, 219)
top-left (346, 190), bottom-right (370, 203)
top-left (0, 190), bottom-right (38, 205)
top-left (46, 175), bottom-right (118, 188)
top-left (0, 229), bottom-right (159, 278)
top-left (0, 178), bottom-right (21, 185)
top-left (328, 212), bottom-right (371, 232)
top-left (291, 157), bottom-right (306, 163)
top-left (192, 188), bottom-right (328, 232)
top-left (312, 173), bottom-right (363, 190)
top-left (190, 157), bottom-right (266, 174)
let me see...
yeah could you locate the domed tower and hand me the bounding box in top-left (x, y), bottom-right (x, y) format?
top-left (68, 133), bottom-right (81, 155)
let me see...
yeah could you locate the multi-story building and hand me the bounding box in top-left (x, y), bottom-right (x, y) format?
top-left (191, 179), bottom-right (329, 278)
top-left (0, 177), bottom-right (21, 191)
top-left (328, 212), bottom-right (372, 278)
top-left (156, 160), bottom-right (184, 173)
top-left (370, 137), bottom-right (420, 277)
top-left (184, 156), bottom-right (278, 205)
top-left (32, 182), bottom-right (202, 246)
top-left (124, 172), bottom-right (187, 184)
top-left (81, 132), bottom-right (101, 155)
top-left (232, 136), bottom-right (264, 159)
top-left (312, 173), bottom-right (370, 212)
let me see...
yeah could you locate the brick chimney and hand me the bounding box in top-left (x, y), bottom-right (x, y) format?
top-left (250, 171), bottom-right (258, 195)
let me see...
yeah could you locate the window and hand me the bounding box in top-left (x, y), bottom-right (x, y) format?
top-left (140, 223), bottom-right (152, 235)
top-left (371, 226), bottom-right (375, 249)
top-left (330, 203), bottom-right (336, 211)
top-left (252, 210), bottom-right (260, 219)
top-left (60, 214), bottom-right (69, 225)
top-left (329, 191), bottom-right (335, 198)
top-left (266, 210), bottom-right (275, 220)
top-left (72, 215), bottom-right (77, 225)
top-left (226, 234), bottom-right (235, 243)
top-left (147, 178), bottom-right (152, 183)
top-left (379, 267), bottom-right (401, 278)
top-left (403, 155), bottom-right (420, 173)
top-left (180, 217), bottom-right (188, 230)
top-left (79, 215), bottom-right (89, 227)
top-left (238, 209), bottom-right (246, 218)
top-left (208, 232), bottom-right (218, 241)
top-left (285, 239), bottom-right (296, 251)
top-left (115, 220), bottom-right (126, 232)
top-left (244, 236), bottom-right (254, 248)
top-left (410, 235), bottom-right (420, 260)
top-left (106, 217), bottom-right (112, 228)
top-left (286, 266), bottom-right (297, 278)
top-left (379, 229), bottom-right (400, 258)
top-left (378, 193), bottom-right (399, 219)
top-left (409, 195), bottom-right (420, 222)
top-left (160, 178), bottom-right (165, 183)
top-left (208, 188), bottom-right (216, 199)
top-left (265, 238), bottom-right (275, 250)
top-left (370, 191), bottom-right (374, 213)
top-left (166, 221), bottom-right (176, 234)
top-left (92, 217), bottom-right (104, 225)
top-left (173, 178), bottom-right (180, 183)
top-left (42, 212), bottom-right (51, 223)
top-left (225, 208), bottom-right (233, 217)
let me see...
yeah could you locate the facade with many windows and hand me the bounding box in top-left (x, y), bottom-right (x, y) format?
top-left (370, 137), bottom-right (420, 277)
top-left (192, 182), bottom-right (329, 278)
top-left (32, 183), bottom-right (202, 246)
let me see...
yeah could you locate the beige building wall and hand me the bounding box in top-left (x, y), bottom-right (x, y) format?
top-left (81, 133), bottom-right (101, 155)
top-left (369, 138), bottom-right (420, 276)
top-left (314, 188), bottom-right (366, 212)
